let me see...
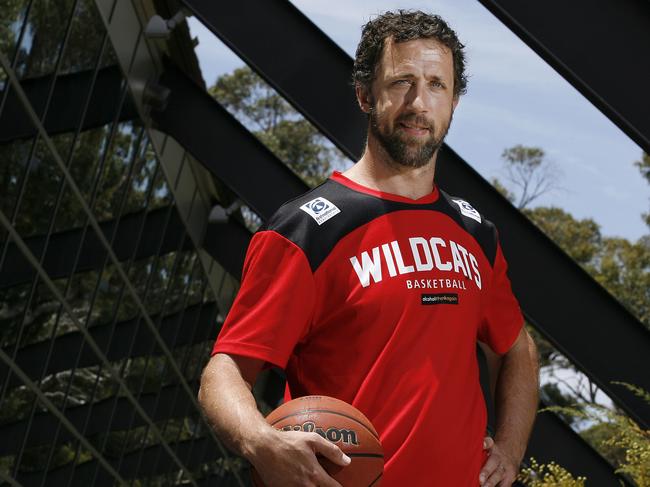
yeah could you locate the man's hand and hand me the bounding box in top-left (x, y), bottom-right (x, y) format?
top-left (479, 437), bottom-right (519, 486)
top-left (479, 328), bottom-right (538, 486)
top-left (249, 428), bottom-right (351, 487)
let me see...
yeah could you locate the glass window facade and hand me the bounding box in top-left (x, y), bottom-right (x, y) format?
top-left (0, 1), bottom-right (240, 485)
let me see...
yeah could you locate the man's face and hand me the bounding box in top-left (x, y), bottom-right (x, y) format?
top-left (361, 37), bottom-right (459, 168)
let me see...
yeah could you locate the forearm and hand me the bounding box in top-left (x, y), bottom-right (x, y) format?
top-left (198, 353), bottom-right (273, 459)
top-left (493, 329), bottom-right (539, 464)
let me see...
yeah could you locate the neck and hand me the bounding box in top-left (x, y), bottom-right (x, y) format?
top-left (342, 135), bottom-right (438, 200)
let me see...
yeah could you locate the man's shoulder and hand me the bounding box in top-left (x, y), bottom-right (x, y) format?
top-left (264, 179), bottom-right (344, 234)
top-left (262, 176), bottom-right (396, 272)
top-left (436, 189), bottom-right (499, 267)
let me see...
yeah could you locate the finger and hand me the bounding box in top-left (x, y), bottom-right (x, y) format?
top-left (482, 462), bottom-right (506, 487)
top-left (483, 437), bottom-right (495, 450)
top-left (479, 453), bottom-right (500, 485)
top-left (309, 433), bottom-right (351, 467)
top-left (495, 472), bottom-right (517, 487)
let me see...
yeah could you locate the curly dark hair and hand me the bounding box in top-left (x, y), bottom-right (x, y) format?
top-left (353, 10), bottom-right (468, 98)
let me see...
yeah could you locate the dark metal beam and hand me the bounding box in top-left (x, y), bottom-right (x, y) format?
top-left (0, 206), bottom-right (192, 290)
top-left (475, 0), bottom-right (650, 156)
top-left (203, 219), bottom-right (251, 281)
top-left (526, 406), bottom-right (632, 486)
top-left (0, 66), bottom-right (138, 143)
top-left (154, 61), bottom-right (306, 221)
top-left (0, 302), bottom-right (218, 390)
top-left (181, 0), bottom-right (650, 428)
top-left (178, 0), bottom-right (366, 159)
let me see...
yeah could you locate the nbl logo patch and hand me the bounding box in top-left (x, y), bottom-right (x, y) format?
top-left (300, 197), bottom-right (341, 225)
top-left (451, 199), bottom-right (481, 223)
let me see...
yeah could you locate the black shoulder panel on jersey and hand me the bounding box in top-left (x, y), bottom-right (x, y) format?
top-left (262, 179), bottom-right (498, 272)
top-left (436, 190), bottom-right (498, 267)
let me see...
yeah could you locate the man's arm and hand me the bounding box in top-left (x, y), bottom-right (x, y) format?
top-left (479, 327), bottom-right (539, 487)
top-left (198, 353), bottom-right (350, 487)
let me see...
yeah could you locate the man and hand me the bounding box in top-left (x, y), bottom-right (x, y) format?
top-left (199, 10), bottom-right (539, 487)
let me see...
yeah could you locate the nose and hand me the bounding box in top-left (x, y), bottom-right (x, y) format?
top-left (406, 81), bottom-right (428, 112)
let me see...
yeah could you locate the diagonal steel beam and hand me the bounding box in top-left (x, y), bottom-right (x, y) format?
top-left (475, 0), bottom-right (650, 156)
top-left (180, 0), bottom-right (650, 429)
top-left (155, 61), bottom-right (306, 222)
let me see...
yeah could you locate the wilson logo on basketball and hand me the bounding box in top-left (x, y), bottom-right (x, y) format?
top-left (281, 421), bottom-right (359, 445)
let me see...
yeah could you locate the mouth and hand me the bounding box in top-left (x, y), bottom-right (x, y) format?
top-left (397, 122), bottom-right (430, 136)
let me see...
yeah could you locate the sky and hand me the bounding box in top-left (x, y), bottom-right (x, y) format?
top-left (187, 0), bottom-right (648, 241)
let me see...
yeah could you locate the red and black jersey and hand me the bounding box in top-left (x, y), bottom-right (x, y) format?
top-left (213, 171), bottom-right (524, 486)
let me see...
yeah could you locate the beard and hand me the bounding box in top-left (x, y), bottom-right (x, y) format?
top-left (368, 103), bottom-right (453, 169)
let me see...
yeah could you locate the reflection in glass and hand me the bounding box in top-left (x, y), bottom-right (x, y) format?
top-left (13, 136), bottom-right (70, 238)
top-left (93, 121), bottom-right (145, 223)
top-left (58, 0), bottom-right (106, 76)
top-left (0, 281), bottom-right (33, 350)
top-left (149, 155), bottom-right (173, 210)
top-left (123, 139), bottom-right (156, 215)
top-left (0, 64), bottom-right (7, 92)
top-left (14, 0), bottom-right (76, 80)
top-left (54, 124), bottom-right (112, 232)
top-left (0, 0), bottom-right (30, 64)
top-left (0, 136), bottom-right (37, 224)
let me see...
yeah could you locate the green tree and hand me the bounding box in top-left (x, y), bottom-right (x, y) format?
top-left (209, 66), bottom-right (345, 187)
top-left (498, 145), bottom-right (561, 209)
top-left (635, 153), bottom-right (650, 229)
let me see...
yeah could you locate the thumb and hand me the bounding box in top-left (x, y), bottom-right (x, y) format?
top-left (483, 436), bottom-right (494, 450)
top-left (311, 435), bottom-right (351, 467)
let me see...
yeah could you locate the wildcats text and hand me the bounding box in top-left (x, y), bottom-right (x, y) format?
top-left (349, 236), bottom-right (482, 289)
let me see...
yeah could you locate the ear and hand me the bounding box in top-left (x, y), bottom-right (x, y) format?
top-left (452, 95), bottom-right (460, 111)
top-left (355, 83), bottom-right (372, 114)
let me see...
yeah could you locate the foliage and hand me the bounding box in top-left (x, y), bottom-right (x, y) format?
top-left (542, 383), bottom-right (650, 486)
top-left (635, 153), bottom-right (650, 229)
top-left (494, 148), bottom-right (650, 330)
top-left (518, 458), bottom-right (586, 487)
top-left (209, 66), bottom-right (345, 187)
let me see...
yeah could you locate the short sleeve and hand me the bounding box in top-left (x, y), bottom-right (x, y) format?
top-left (212, 230), bottom-right (315, 369)
top-left (477, 237), bottom-right (524, 355)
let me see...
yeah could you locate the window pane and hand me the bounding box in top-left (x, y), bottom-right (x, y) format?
top-left (92, 121), bottom-right (144, 223)
top-left (13, 136), bottom-right (67, 238)
top-left (0, 136), bottom-right (37, 223)
top-left (0, 0), bottom-right (31, 63)
top-left (58, 0), bottom-right (106, 76)
top-left (14, 0), bottom-right (76, 80)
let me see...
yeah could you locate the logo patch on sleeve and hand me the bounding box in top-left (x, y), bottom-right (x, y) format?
top-left (451, 199), bottom-right (481, 223)
top-left (300, 197), bottom-right (341, 225)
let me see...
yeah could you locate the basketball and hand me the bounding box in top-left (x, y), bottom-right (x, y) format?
top-left (251, 395), bottom-right (383, 486)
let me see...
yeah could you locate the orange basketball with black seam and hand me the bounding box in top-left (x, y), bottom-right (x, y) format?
top-left (252, 395), bottom-right (383, 486)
